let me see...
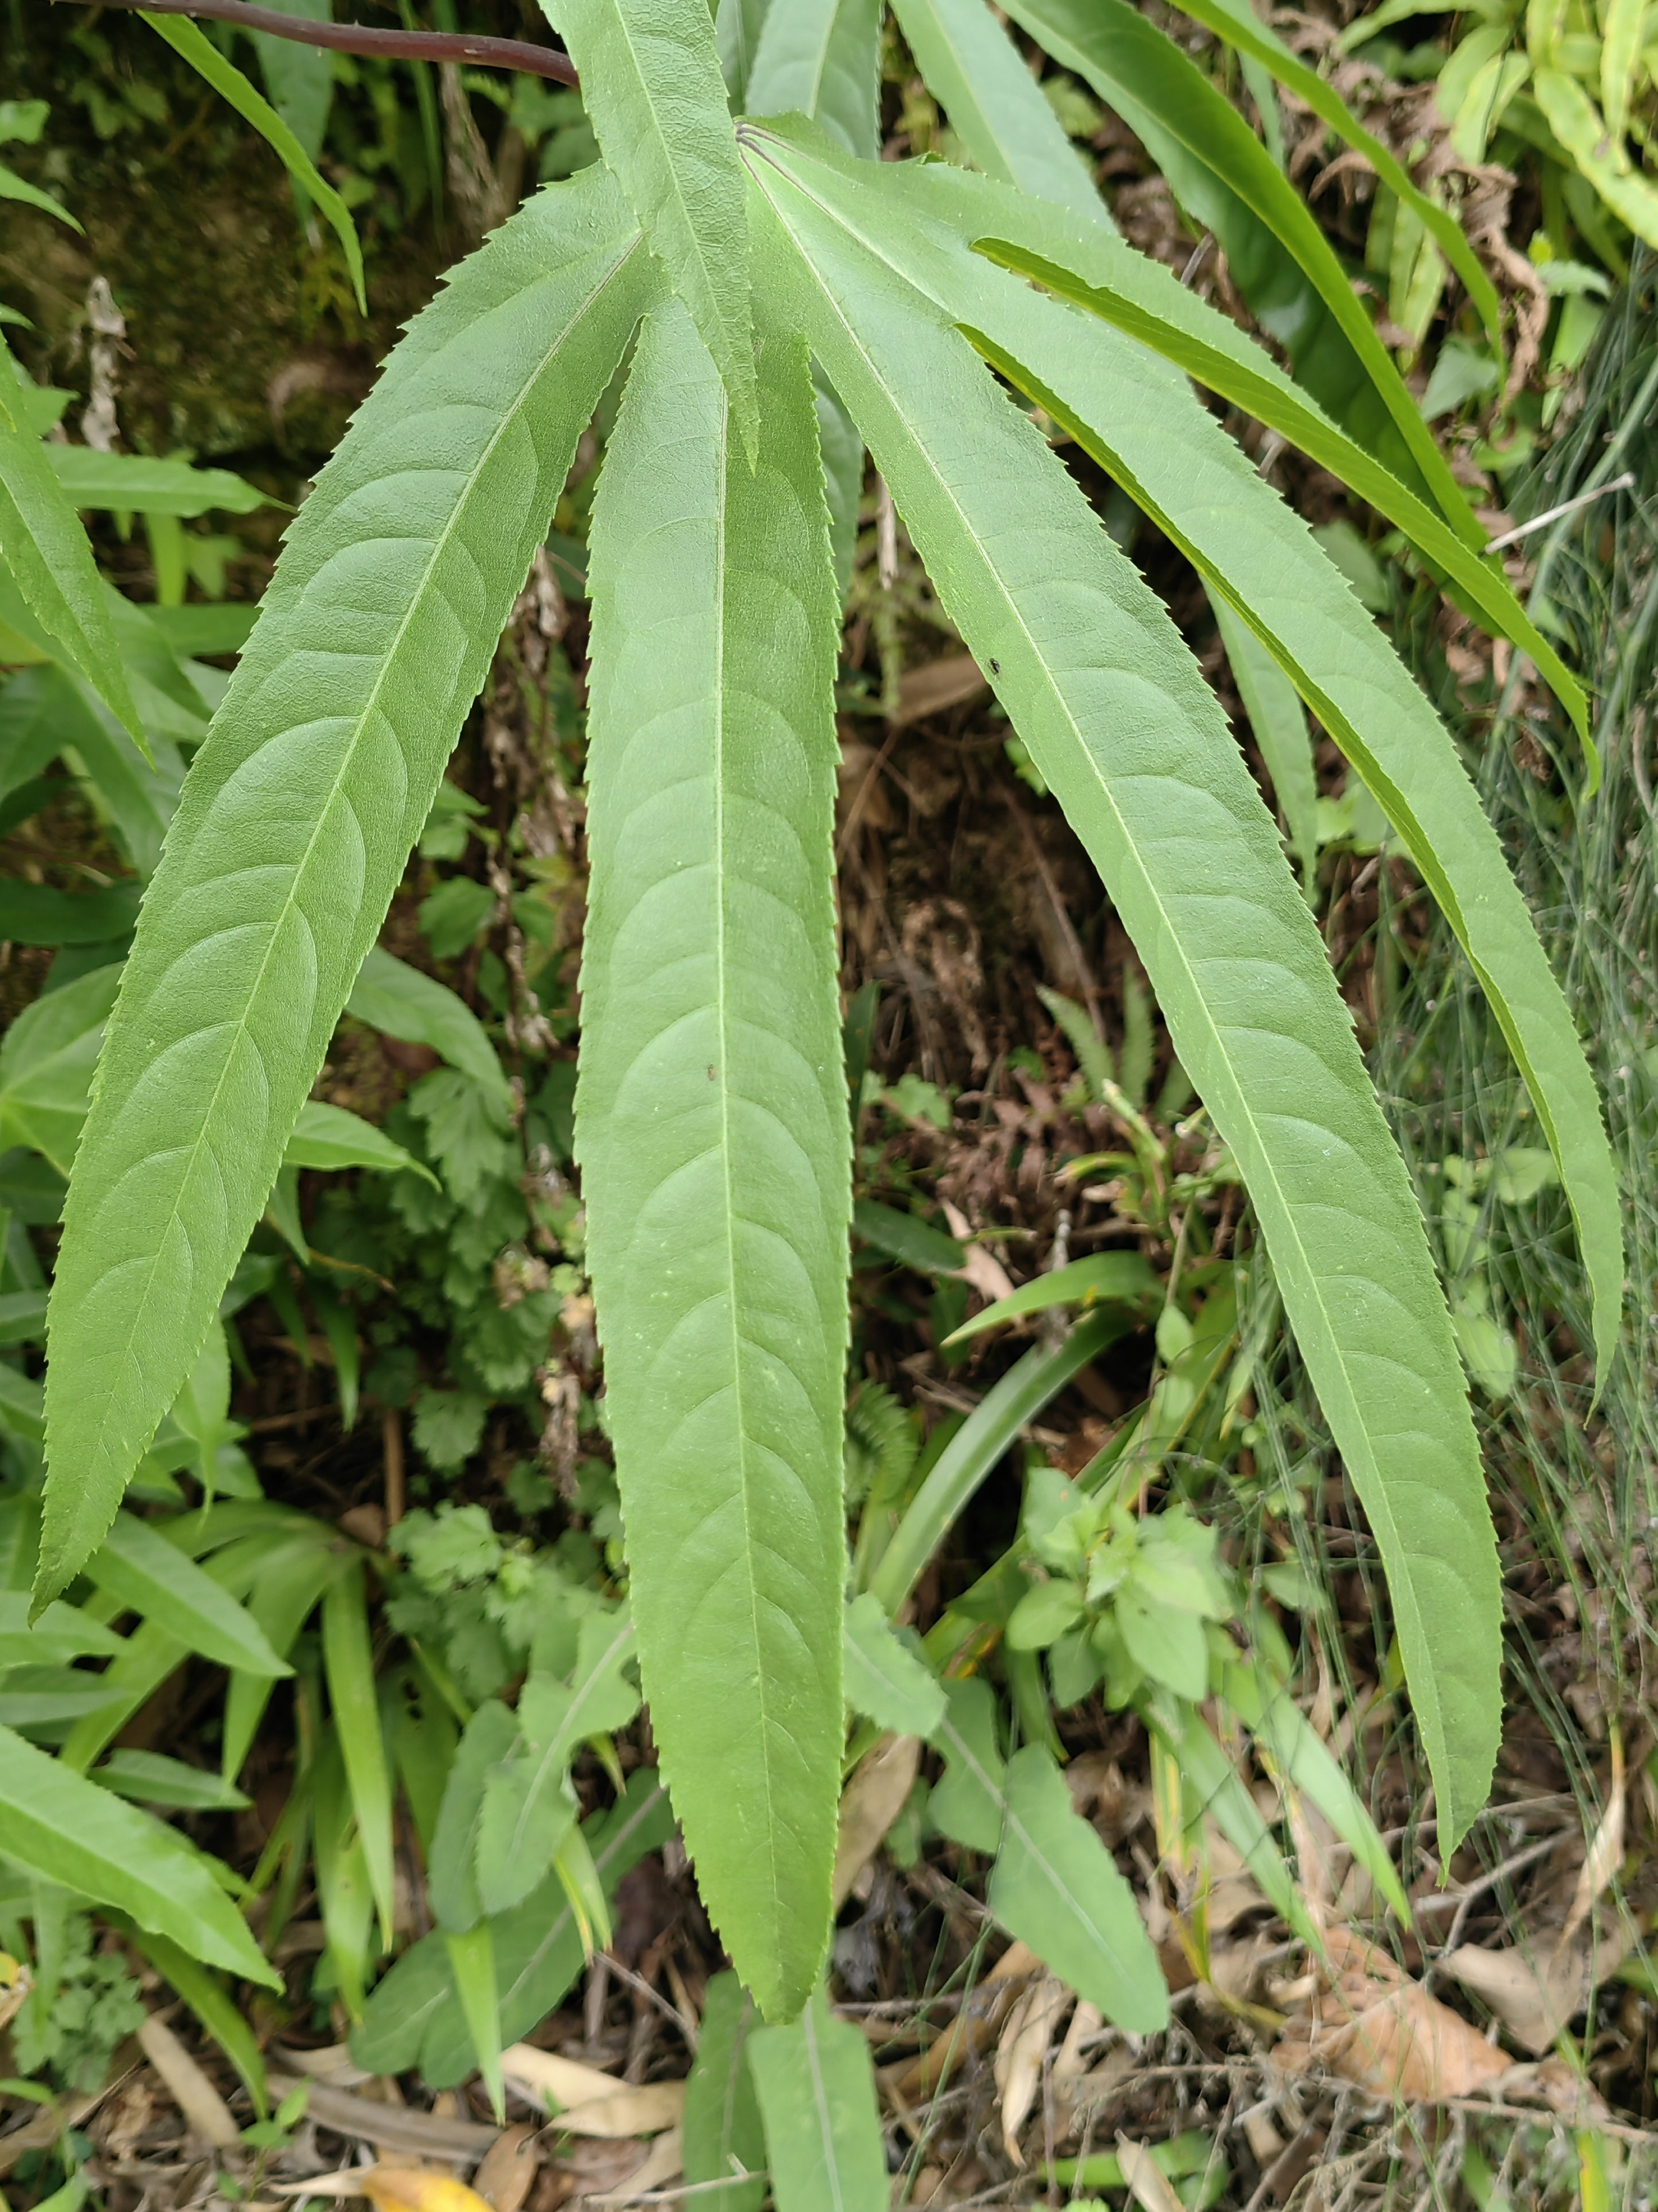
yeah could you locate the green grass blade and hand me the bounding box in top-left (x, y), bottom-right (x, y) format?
top-left (943, 1251), bottom-right (1159, 1345)
top-left (1004, 0), bottom-right (1474, 531)
top-left (543, 0), bottom-right (758, 457)
top-left (138, 11), bottom-right (366, 314)
top-left (0, 383), bottom-right (144, 747)
top-left (745, 138), bottom-right (1502, 1849)
top-left (88, 1511), bottom-right (291, 1679)
top-left (748, 0), bottom-right (882, 159)
top-left (1174, 0), bottom-right (1502, 352)
top-left (0, 1723), bottom-right (276, 1984)
top-left (872, 1314), bottom-right (1128, 1616)
top-left (322, 1559), bottom-right (396, 1951)
top-left (121, 1923), bottom-right (271, 2117)
top-left (223, 1535), bottom-right (350, 1780)
top-left (889, 0), bottom-right (1104, 217)
top-left (748, 1988), bottom-right (887, 2212)
top-left (445, 1923), bottom-right (506, 2121)
top-left (682, 1971), bottom-right (767, 2211)
top-left (39, 171), bottom-right (653, 1605)
top-left (577, 293), bottom-right (849, 2021)
top-left (1210, 594), bottom-right (1320, 894)
top-left (806, 147), bottom-right (1588, 763)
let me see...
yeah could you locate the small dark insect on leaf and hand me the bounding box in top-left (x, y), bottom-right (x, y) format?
top-left (989, 658), bottom-right (1000, 673)
top-left (707, 1064), bottom-right (717, 1081)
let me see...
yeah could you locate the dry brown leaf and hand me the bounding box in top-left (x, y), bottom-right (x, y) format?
top-left (1115, 2134), bottom-right (1186, 2212)
top-left (499, 2048), bottom-right (622, 2112)
top-left (939, 1202), bottom-right (1016, 1305)
top-left (1445, 1923), bottom-right (1632, 2057)
top-left (471, 2126), bottom-right (540, 2212)
top-left (832, 1734), bottom-right (922, 1909)
top-left (1051, 1999), bottom-right (1102, 2086)
top-left (585, 2124), bottom-right (683, 2204)
top-left (274, 2043), bottom-right (375, 2088)
top-left (895, 653), bottom-right (989, 727)
top-left (993, 1974), bottom-right (1069, 2164)
top-left (264, 2079), bottom-right (497, 2160)
top-left (361, 2169), bottom-right (493, 2212)
top-left (1561, 1734), bottom-right (1626, 1949)
top-left (1273, 1928), bottom-right (1511, 2101)
top-left (883, 1942), bottom-right (1040, 2102)
top-left (138, 2013), bottom-right (240, 2151)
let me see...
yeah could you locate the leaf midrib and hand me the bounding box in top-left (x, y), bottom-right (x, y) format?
top-left (59, 230), bottom-right (647, 1536)
top-left (747, 139), bottom-right (1438, 1720)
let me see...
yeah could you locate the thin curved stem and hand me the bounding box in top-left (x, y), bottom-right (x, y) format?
top-left (49, 0), bottom-right (579, 86)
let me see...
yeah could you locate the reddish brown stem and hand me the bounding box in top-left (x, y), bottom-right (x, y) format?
top-left (52, 0), bottom-right (579, 86)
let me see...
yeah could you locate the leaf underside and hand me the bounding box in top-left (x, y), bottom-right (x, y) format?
top-left (575, 294), bottom-right (850, 2018)
top-left (40, 168), bottom-right (654, 1602)
top-left (743, 128), bottom-right (1502, 1846)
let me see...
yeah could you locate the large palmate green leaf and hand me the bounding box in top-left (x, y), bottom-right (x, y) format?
top-left (0, 376), bottom-right (143, 745)
top-left (1174, 0), bottom-right (1502, 351)
top-left (889, 0), bottom-right (1104, 217)
top-left (1005, 0), bottom-right (1478, 532)
top-left (859, 153), bottom-right (1588, 760)
top-left (748, 0), bottom-right (882, 158)
top-left (576, 296), bottom-right (849, 2019)
top-left (542, 0), bottom-right (758, 456)
top-left (40, 169), bottom-right (655, 1604)
top-left (768, 139), bottom-right (1621, 1375)
top-left (744, 129), bottom-right (1502, 1847)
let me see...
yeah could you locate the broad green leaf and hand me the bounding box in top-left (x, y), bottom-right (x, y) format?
top-left (94, 1750), bottom-right (250, 1810)
top-left (284, 1100), bottom-right (440, 1187)
top-left (47, 447), bottom-right (268, 520)
top-left (138, 10), bottom-right (366, 313)
top-left (246, 0), bottom-right (335, 162)
top-left (748, 0), bottom-right (882, 158)
top-left (430, 1699), bottom-right (522, 1934)
top-left (323, 1560), bottom-right (396, 1950)
top-left (941, 270), bottom-right (1622, 1371)
top-left (0, 1592), bottom-right (122, 1667)
top-left (58, 1620), bottom-right (187, 1775)
top-left (890, 0), bottom-right (1104, 217)
top-left (88, 1511), bottom-right (291, 1679)
top-left (575, 296), bottom-right (848, 2018)
top-left (347, 945), bottom-right (511, 1106)
top-left (943, 1251), bottom-right (1159, 1343)
top-left (803, 146), bottom-right (1588, 760)
top-left (0, 877), bottom-right (141, 948)
top-left (541, 0), bottom-right (758, 456)
top-left (1601, 0), bottom-right (1644, 141)
top-left (41, 169), bottom-right (655, 1603)
top-left (0, 159), bottom-right (80, 229)
top-left (475, 1610), bottom-right (640, 1917)
top-left (682, 1971), bottom-right (766, 2211)
top-left (758, 141), bottom-right (1621, 1365)
top-left (813, 365), bottom-right (862, 608)
top-left (990, 1744), bottom-right (1168, 2028)
top-left (353, 1771), bottom-right (674, 2086)
top-left (1172, 0), bottom-right (1502, 350)
top-left (927, 1676), bottom-right (1005, 1854)
top-left (716, 0), bottom-right (772, 107)
top-left (1535, 70), bottom-right (1658, 252)
top-left (852, 1195), bottom-right (964, 1274)
top-left (747, 1988), bottom-right (888, 2212)
top-left (0, 964), bottom-right (121, 1177)
top-left (1211, 592), bottom-right (1319, 892)
top-left (0, 383), bottom-right (144, 744)
top-left (55, 668), bottom-right (187, 882)
top-left (1004, 0), bottom-right (1476, 530)
top-left (745, 140), bottom-right (1501, 1847)
top-left (0, 1722), bottom-right (276, 1984)
top-left (842, 1592), bottom-right (946, 1737)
